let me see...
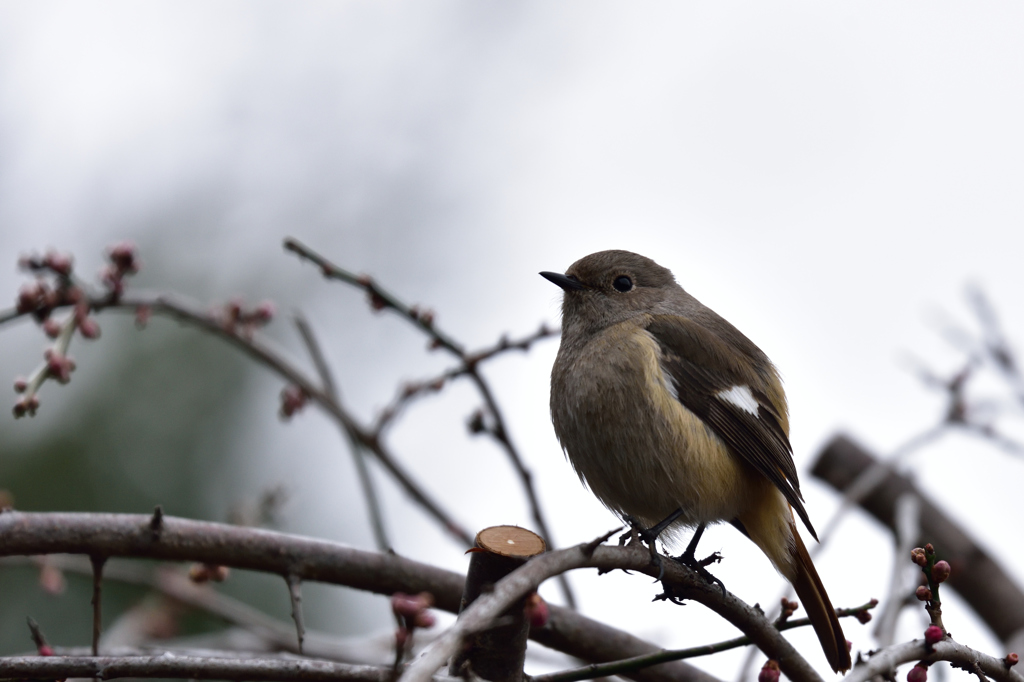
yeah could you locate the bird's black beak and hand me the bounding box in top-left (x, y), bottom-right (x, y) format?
top-left (540, 271), bottom-right (587, 292)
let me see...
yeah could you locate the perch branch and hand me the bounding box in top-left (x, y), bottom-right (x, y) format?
top-left (0, 511), bottom-right (720, 682)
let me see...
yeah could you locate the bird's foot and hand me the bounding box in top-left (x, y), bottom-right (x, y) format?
top-left (618, 515), bottom-right (666, 578)
top-left (673, 549), bottom-right (726, 595)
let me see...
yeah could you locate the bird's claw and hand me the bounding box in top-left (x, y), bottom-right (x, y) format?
top-left (674, 550), bottom-right (726, 596)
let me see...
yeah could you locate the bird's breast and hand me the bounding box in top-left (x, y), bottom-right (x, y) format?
top-left (550, 321), bottom-right (756, 530)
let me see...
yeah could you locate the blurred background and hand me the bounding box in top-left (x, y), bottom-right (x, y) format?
top-left (1, 2), bottom-right (1023, 679)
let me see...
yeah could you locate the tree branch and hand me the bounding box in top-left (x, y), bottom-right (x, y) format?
top-left (0, 511), bottom-right (720, 682)
top-left (0, 654), bottom-right (401, 681)
top-left (283, 237), bottom-right (571, 608)
top-left (844, 638), bottom-right (1024, 682)
top-left (1, 290), bottom-right (475, 548)
top-left (400, 538), bottom-right (824, 682)
top-left (811, 434), bottom-right (1024, 645)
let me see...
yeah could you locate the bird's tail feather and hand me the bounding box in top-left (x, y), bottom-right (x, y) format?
top-left (788, 525), bottom-right (851, 673)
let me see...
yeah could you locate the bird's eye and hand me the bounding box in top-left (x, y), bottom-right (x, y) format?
top-left (612, 275), bottom-right (633, 292)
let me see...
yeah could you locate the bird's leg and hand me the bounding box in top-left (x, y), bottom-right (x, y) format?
top-left (618, 509), bottom-right (684, 580)
top-left (673, 523), bottom-right (725, 593)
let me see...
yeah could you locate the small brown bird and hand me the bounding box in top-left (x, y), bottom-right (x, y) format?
top-left (542, 250), bottom-right (850, 673)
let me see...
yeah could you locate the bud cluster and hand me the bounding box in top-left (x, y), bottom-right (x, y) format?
top-left (279, 384), bottom-right (309, 419)
top-left (101, 242), bottom-right (141, 298)
top-left (11, 243), bottom-right (140, 417)
top-left (911, 543), bottom-right (949, 650)
top-left (189, 563), bottom-right (230, 583)
top-left (407, 304), bottom-right (436, 328)
top-left (779, 597), bottom-right (799, 621)
top-left (220, 299), bottom-right (275, 338)
top-left (391, 591), bottom-right (436, 650)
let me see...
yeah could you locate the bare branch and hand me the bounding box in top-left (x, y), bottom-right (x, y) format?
top-left (844, 638), bottom-right (1024, 682)
top-left (1, 290), bottom-right (474, 547)
top-left (812, 435), bottom-right (1024, 645)
top-left (372, 323), bottom-right (556, 435)
top-left (530, 601), bottom-right (877, 682)
top-left (294, 312), bottom-right (390, 552)
top-left (283, 237), bottom-right (572, 608)
top-left (401, 538), bottom-right (825, 682)
top-left (90, 554), bottom-right (107, 655)
top-left (286, 574), bottom-right (306, 654)
top-left (0, 511), bottom-right (721, 682)
top-left (0, 654), bottom-right (401, 681)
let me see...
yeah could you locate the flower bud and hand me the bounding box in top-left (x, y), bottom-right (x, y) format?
top-left (924, 626), bottom-right (944, 645)
top-left (907, 664), bottom-right (928, 682)
top-left (758, 660), bottom-right (780, 682)
top-left (42, 318), bottom-right (62, 339)
top-left (1004, 653), bottom-right (1018, 668)
top-left (45, 251), bottom-right (73, 277)
top-left (911, 548), bottom-right (927, 566)
top-left (916, 585), bottom-right (933, 601)
top-left (17, 282), bottom-right (42, 313)
top-left (525, 592), bottom-right (550, 628)
top-left (931, 560), bottom-right (951, 584)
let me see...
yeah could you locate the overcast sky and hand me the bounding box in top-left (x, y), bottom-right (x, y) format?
top-left (1, 2), bottom-right (1023, 678)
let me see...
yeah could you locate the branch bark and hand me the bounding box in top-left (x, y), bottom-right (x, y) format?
top-left (811, 434), bottom-right (1024, 646)
top-left (0, 512), bottom-right (717, 682)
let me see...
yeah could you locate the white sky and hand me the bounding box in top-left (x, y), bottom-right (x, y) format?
top-left (1, 2), bottom-right (1023, 679)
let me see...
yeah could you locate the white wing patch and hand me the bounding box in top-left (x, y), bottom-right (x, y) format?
top-left (659, 365), bottom-right (679, 401)
top-left (717, 385), bottom-right (759, 416)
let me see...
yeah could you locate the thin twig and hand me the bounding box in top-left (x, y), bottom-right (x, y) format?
top-left (372, 324), bottom-right (556, 435)
top-left (286, 573), bottom-right (306, 654)
top-left (284, 237), bottom-right (573, 608)
top-left (843, 638), bottom-right (1024, 682)
top-left (3, 555), bottom-right (421, 664)
top-left (90, 555), bottom-right (107, 656)
top-left (530, 601), bottom-right (878, 682)
top-left (0, 291), bottom-right (474, 547)
top-left (874, 494), bottom-right (922, 646)
top-left (0, 654), bottom-right (405, 682)
top-left (294, 312), bottom-right (391, 551)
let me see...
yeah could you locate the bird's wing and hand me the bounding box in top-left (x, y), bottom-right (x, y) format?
top-left (645, 314), bottom-right (817, 540)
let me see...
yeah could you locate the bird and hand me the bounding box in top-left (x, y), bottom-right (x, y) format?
top-left (541, 249), bottom-right (850, 673)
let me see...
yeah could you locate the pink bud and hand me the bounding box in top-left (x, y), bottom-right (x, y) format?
top-left (108, 241), bottom-right (138, 272)
top-left (39, 564), bottom-right (66, 595)
top-left (413, 611), bottom-right (436, 628)
top-left (78, 317), bottom-right (101, 339)
top-left (758, 660), bottom-right (780, 682)
top-left (931, 560), bottom-right (951, 584)
top-left (395, 626), bottom-right (409, 648)
top-left (254, 301), bottom-right (275, 322)
top-left (525, 592), bottom-right (550, 628)
top-left (924, 626), bottom-right (944, 645)
top-left (13, 377), bottom-right (27, 393)
top-left (42, 318), bottom-right (61, 338)
top-left (37, 644), bottom-right (54, 657)
top-left (911, 548), bottom-right (928, 566)
top-left (907, 664), bottom-right (928, 682)
top-left (916, 586), bottom-right (933, 601)
top-left (1005, 653), bottom-right (1019, 667)
top-left (13, 395), bottom-right (40, 418)
top-left (45, 251), bottom-right (73, 277)
top-left (16, 282), bottom-right (42, 313)
top-left (135, 305), bottom-right (151, 329)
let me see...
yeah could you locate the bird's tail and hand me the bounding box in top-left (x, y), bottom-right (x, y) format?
top-left (739, 498), bottom-right (851, 674)
top-left (787, 523), bottom-right (851, 673)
